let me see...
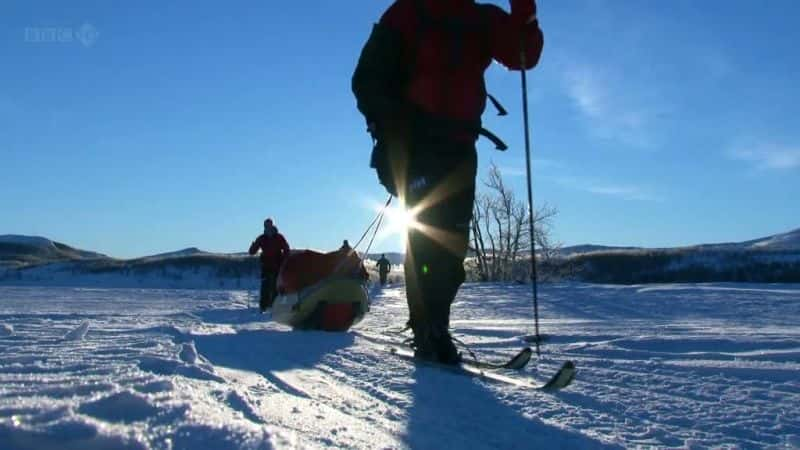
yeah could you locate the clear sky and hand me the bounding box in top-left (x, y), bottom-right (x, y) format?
top-left (1, 1), bottom-right (798, 258)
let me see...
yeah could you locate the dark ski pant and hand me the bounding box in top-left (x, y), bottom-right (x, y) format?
top-left (403, 144), bottom-right (477, 332)
top-left (260, 272), bottom-right (277, 311)
top-left (379, 271), bottom-right (389, 285)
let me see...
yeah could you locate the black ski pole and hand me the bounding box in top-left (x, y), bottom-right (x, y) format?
top-left (520, 42), bottom-right (542, 357)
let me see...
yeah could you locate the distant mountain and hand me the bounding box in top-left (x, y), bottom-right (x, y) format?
top-left (558, 244), bottom-right (642, 256)
top-left (2, 228), bottom-right (799, 287)
top-left (134, 247), bottom-right (209, 262)
top-left (692, 228), bottom-right (800, 252)
top-left (558, 228), bottom-right (800, 256)
top-left (0, 237), bottom-right (259, 289)
top-left (0, 236), bottom-right (404, 289)
top-left (550, 228), bottom-right (800, 284)
top-left (0, 235), bottom-right (108, 268)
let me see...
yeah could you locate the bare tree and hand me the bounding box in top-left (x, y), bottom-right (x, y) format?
top-left (469, 163), bottom-right (559, 282)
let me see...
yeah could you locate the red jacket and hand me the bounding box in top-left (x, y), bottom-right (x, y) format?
top-left (379, 0), bottom-right (544, 123)
top-left (249, 232), bottom-right (290, 273)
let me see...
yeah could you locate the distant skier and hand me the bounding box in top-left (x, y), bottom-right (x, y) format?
top-left (352, 0), bottom-right (543, 363)
top-left (376, 254), bottom-right (391, 286)
top-left (340, 240), bottom-right (352, 252)
top-left (249, 218), bottom-right (290, 312)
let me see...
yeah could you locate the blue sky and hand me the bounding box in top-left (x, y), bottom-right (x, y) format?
top-left (1, 1), bottom-right (798, 258)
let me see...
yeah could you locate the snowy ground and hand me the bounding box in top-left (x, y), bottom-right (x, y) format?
top-left (0, 283), bottom-right (799, 449)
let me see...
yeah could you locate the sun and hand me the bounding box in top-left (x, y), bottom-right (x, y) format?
top-left (363, 198), bottom-right (422, 252)
top-left (383, 204), bottom-right (418, 236)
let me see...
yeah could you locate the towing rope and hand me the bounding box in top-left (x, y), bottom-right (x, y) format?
top-left (331, 195), bottom-right (393, 283)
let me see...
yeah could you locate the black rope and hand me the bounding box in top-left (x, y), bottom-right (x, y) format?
top-left (351, 195), bottom-right (393, 252)
top-left (361, 200), bottom-right (389, 261)
top-left (330, 195), bottom-right (392, 282)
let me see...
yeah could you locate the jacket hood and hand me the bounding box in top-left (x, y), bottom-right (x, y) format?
top-left (263, 225), bottom-right (279, 237)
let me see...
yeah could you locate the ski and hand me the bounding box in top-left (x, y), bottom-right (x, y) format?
top-left (467, 346), bottom-right (532, 370)
top-left (388, 345), bottom-right (576, 391)
top-left (353, 329), bottom-right (532, 370)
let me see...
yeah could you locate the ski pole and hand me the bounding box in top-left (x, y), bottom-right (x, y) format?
top-left (520, 42), bottom-right (542, 357)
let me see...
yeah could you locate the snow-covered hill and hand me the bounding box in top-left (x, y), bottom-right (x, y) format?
top-left (557, 245), bottom-right (800, 284)
top-left (558, 244), bottom-right (642, 256)
top-left (737, 227), bottom-right (800, 251)
top-left (550, 228), bottom-right (800, 284)
top-left (0, 235), bottom-right (54, 247)
top-left (560, 228), bottom-right (800, 256)
top-left (2, 227), bottom-right (800, 287)
top-left (135, 247), bottom-right (209, 261)
top-left (0, 256), bottom-right (400, 290)
top-left (0, 235), bottom-right (107, 266)
top-left (0, 236), bottom-right (402, 289)
top-left (0, 282), bottom-right (798, 448)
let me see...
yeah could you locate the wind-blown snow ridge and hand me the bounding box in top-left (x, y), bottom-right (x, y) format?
top-left (179, 341), bottom-right (198, 364)
top-left (0, 324), bottom-right (13, 337)
top-left (63, 320), bottom-right (90, 341)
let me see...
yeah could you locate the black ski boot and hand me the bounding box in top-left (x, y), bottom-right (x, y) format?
top-left (410, 324), bottom-right (436, 361)
top-left (429, 326), bottom-right (461, 365)
top-left (410, 321), bottom-right (461, 365)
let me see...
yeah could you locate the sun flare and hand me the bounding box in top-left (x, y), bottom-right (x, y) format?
top-left (383, 204), bottom-right (419, 236)
top-left (364, 198), bottom-right (428, 253)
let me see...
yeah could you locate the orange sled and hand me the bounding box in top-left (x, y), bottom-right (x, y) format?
top-left (272, 249), bottom-right (369, 331)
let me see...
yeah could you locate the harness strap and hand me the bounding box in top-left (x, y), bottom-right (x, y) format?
top-left (487, 94), bottom-right (508, 116)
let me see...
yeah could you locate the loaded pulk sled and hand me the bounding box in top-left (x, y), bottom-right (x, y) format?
top-left (271, 197), bottom-right (392, 332)
top-left (272, 249), bottom-right (370, 332)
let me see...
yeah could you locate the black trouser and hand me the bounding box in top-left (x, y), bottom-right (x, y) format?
top-left (403, 141), bottom-right (477, 332)
top-left (379, 271), bottom-right (389, 285)
top-left (260, 272), bottom-right (277, 311)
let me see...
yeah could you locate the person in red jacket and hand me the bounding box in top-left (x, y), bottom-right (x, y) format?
top-left (249, 218), bottom-right (290, 312)
top-left (352, 0), bottom-right (543, 364)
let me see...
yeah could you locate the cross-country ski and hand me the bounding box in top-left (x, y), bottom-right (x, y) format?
top-left (387, 345), bottom-right (575, 390)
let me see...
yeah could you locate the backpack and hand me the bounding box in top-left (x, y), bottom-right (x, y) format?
top-left (355, 0), bottom-right (508, 196)
top-left (409, 0), bottom-right (509, 136)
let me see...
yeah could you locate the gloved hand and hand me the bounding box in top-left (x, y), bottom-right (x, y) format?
top-left (510, 0), bottom-right (537, 22)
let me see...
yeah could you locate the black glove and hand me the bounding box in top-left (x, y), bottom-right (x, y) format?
top-left (510, 0), bottom-right (537, 23)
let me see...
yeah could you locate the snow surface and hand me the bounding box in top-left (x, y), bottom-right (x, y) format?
top-left (0, 283), bottom-right (798, 449)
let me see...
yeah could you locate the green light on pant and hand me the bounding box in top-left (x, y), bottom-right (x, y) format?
top-left (422, 264), bottom-right (429, 275)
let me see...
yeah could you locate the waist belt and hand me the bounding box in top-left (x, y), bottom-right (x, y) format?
top-left (414, 115), bottom-right (508, 151)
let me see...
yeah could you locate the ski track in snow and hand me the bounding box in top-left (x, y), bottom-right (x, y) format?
top-left (0, 283), bottom-right (798, 449)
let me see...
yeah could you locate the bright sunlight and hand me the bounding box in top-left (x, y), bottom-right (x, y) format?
top-left (382, 204), bottom-right (419, 237)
